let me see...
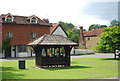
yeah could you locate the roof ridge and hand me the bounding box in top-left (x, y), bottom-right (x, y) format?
top-left (38, 34), bottom-right (47, 44)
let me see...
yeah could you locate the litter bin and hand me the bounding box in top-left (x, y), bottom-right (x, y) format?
top-left (18, 59), bottom-right (25, 69)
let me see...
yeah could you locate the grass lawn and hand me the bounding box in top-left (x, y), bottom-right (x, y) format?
top-left (1, 58), bottom-right (119, 79)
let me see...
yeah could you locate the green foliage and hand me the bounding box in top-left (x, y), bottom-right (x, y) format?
top-left (110, 20), bottom-right (120, 26)
top-left (58, 21), bottom-right (79, 43)
top-left (96, 26), bottom-right (120, 53)
top-left (67, 28), bottom-right (79, 43)
top-left (2, 39), bottom-right (11, 50)
top-left (0, 45), bottom-right (2, 52)
top-left (89, 24), bottom-right (107, 31)
top-left (59, 21), bottom-right (74, 31)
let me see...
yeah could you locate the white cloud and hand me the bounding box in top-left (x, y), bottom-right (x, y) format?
top-left (0, 0), bottom-right (116, 29)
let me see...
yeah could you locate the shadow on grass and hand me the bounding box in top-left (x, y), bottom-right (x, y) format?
top-left (46, 65), bottom-right (91, 71)
top-left (1, 66), bottom-right (25, 79)
top-left (101, 58), bottom-right (120, 60)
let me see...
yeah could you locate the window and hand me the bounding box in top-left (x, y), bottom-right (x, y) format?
top-left (87, 37), bottom-right (90, 40)
top-left (31, 32), bottom-right (37, 39)
top-left (6, 32), bottom-right (12, 39)
top-left (31, 19), bottom-right (37, 23)
top-left (18, 45), bottom-right (27, 52)
top-left (6, 17), bottom-right (13, 22)
top-left (5, 13), bottom-right (14, 22)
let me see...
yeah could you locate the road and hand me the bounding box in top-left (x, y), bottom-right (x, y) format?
top-left (0, 53), bottom-right (115, 61)
top-left (71, 53), bottom-right (114, 58)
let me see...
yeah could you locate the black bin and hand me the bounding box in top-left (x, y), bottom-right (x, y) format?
top-left (18, 59), bottom-right (25, 69)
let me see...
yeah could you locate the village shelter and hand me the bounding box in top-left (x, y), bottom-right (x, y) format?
top-left (28, 34), bottom-right (77, 68)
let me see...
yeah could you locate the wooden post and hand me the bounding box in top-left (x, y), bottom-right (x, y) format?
top-left (64, 46), bottom-right (70, 67)
top-left (15, 45), bottom-right (17, 57)
top-left (35, 46), bottom-right (42, 68)
top-left (31, 50), bottom-right (32, 57)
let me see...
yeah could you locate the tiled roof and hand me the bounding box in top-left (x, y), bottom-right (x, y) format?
top-left (0, 14), bottom-right (51, 26)
top-left (83, 29), bottom-right (104, 37)
top-left (28, 34), bottom-right (77, 46)
top-left (50, 24), bottom-right (68, 36)
top-left (50, 24), bottom-right (59, 34)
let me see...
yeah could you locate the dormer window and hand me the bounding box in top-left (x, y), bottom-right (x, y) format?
top-left (6, 17), bottom-right (13, 22)
top-left (29, 15), bottom-right (38, 24)
top-left (5, 13), bottom-right (14, 22)
top-left (31, 19), bottom-right (37, 23)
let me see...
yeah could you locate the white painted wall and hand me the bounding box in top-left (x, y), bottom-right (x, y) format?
top-left (52, 26), bottom-right (75, 54)
top-left (0, 51), bottom-right (5, 58)
top-left (10, 45), bottom-right (35, 57)
top-left (52, 26), bottom-right (67, 37)
top-left (11, 46), bottom-right (15, 57)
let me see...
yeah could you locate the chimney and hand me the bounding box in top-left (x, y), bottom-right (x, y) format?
top-left (92, 27), bottom-right (95, 30)
top-left (43, 18), bottom-right (49, 23)
top-left (79, 26), bottom-right (84, 43)
top-left (79, 26), bottom-right (86, 49)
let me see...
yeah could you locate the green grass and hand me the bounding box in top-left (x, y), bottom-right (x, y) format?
top-left (1, 58), bottom-right (119, 79)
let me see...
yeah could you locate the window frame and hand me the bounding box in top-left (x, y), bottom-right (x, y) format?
top-left (5, 17), bottom-right (13, 22)
top-left (18, 45), bottom-right (27, 52)
top-left (87, 37), bottom-right (90, 41)
top-left (5, 13), bottom-right (14, 22)
top-left (31, 19), bottom-right (37, 23)
top-left (6, 32), bottom-right (12, 39)
top-left (31, 32), bottom-right (37, 39)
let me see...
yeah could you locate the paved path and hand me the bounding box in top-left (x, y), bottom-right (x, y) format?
top-left (0, 53), bottom-right (115, 61)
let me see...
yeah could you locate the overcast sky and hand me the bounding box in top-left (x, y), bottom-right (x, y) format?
top-left (0, 0), bottom-right (119, 29)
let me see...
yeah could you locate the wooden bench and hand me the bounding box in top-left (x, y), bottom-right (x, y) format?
top-left (114, 50), bottom-right (120, 59)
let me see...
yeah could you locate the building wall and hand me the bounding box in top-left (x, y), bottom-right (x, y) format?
top-left (2, 24), bottom-right (50, 45)
top-left (85, 36), bottom-right (101, 49)
top-left (52, 26), bottom-right (67, 37)
top-left (1, 24), bottom-right (50, 58)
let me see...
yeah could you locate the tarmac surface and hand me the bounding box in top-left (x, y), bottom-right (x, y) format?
top-left (0, 53), bottom-right (115, 61)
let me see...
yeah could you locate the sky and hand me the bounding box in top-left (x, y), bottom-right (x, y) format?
top-left (0, 0), bottom-right (119, 29)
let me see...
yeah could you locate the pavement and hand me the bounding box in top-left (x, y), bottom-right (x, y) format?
top-left (71, 53), bottom-right (115, 58)
top-left (0, 53), bottom-right (115, 61)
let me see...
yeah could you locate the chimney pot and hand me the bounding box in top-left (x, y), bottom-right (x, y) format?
top-left (92, 27), bottom-right (95, 30)
top-left (79, 26), bottom-right (83, 29)
top-left (43, 18), bottom-right (49, 23)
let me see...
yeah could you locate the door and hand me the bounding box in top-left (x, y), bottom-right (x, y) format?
top-left (5, 47), bottom-right (11, 58)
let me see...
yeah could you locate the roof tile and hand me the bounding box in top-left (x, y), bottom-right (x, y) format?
top-left (83, 29), bottom-right (104, 37)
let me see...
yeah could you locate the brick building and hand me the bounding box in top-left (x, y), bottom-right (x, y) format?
top-left (0, 13), bottom-right (68, 58)
top-left (79, 27), bottom-right (104, 49)
top-left (0, 13), bottom-right (52, 58)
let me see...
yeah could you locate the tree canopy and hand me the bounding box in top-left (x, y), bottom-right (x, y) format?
top-left (59, 21), bottom-right (75, 31)
top-left (88, 24), bottom-right (107, 31)
top-left (96, 26), bottom-right (120, 53)
top-left (110, 20), bottom-right (120, 26)
top-left (57, 21), bottom-right (80, 43)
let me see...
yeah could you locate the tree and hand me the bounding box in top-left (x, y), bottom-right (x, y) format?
top-left (59, 21), bottom-right (74, 31)
top-left (110, 20), bottom-right (120, 26)
top-left (88, 24), bottom-right (107, 31)
top-left (67, 29), bottom-right (79, 43)
top-left (51, 21), bottom-right (80, 43)
top-left (2, 39), bottom-right (11, 50)
top-left (96, 26), bottom-right (120, 53)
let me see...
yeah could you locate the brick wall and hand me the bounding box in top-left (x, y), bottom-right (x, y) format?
top-left (2, 24), bottom-right (50, 45)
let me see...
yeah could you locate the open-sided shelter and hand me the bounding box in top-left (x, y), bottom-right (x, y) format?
top-left (28, 34), bottom-right (77, 68)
